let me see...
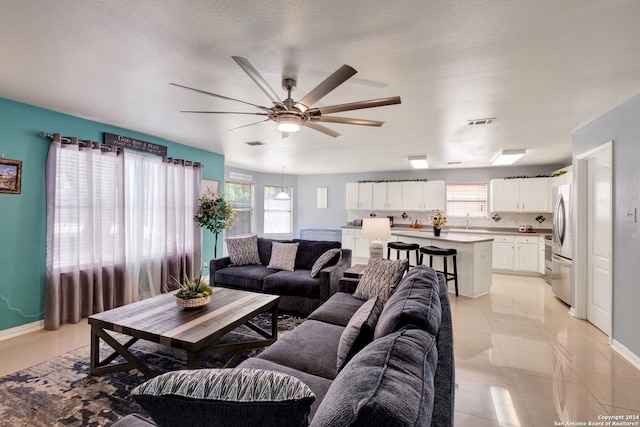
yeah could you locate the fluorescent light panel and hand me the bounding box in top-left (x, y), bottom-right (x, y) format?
top-left (492, 149), bottom-right (526, 166)
top-left (409, 155), bottom-right (429, 169)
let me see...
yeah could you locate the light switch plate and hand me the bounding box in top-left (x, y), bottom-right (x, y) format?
top-left (626, 207), bottom-right (636, 223)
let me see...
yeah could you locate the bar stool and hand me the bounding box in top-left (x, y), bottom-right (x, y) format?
top-left (419, 245), bottom-right (459, 297)
top-left (387, 241), bottom-right (420, 268)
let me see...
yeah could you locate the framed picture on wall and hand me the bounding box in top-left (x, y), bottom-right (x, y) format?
top-left (0, 158), bottom-right (22, 194)
top-left (202, 179), bottom-right (220, 197)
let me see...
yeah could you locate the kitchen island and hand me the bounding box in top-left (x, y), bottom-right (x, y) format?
top-left (390, 229), bottom-right (493, 298)
top-left (342, 226), bottom-right (493, 298)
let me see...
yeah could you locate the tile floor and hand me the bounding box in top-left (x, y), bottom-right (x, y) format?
top-left (1, 273), bottom-right (639, 426)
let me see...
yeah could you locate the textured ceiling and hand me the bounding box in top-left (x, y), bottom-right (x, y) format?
top-left (2, 1), bottom-right (640, 174)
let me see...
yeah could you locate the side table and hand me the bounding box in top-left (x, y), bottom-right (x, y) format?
top-left (344, 263), bottom-right (367, 279)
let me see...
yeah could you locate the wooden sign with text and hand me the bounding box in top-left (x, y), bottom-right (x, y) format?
top-left (103, 132), bottom-right (167, 156)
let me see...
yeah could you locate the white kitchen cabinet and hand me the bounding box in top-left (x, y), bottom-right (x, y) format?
top-left (490, 178), bottom-right (551, 213)
top-left (372, 182), bottom-right (402, 210)
top-left (346, 182), bottom-right (374, 210)
top-left (538, 236), bottom-right (545, 274)
top-left (492, 234), bottom-right (540, 274)
top-left (401, 180), bottom-right (445, 211)
top-left (341, 228), bottom-right (371, 261)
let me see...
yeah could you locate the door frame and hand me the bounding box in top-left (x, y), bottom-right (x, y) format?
top-left (574, 140), bottom-right (613, 339)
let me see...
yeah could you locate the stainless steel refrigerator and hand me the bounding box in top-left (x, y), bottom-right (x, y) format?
top-left (552, 184), bottom-right (573, 305)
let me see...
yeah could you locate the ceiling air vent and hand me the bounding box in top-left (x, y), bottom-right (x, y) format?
top-left (245, 141), bottom-right (265, 146)
top-left (467, 118), bottom-right (496, 126)
top-left (447, 161), bottom-right (462, 165)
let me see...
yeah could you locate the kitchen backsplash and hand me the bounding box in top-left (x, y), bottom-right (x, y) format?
top-left (347, 210), bottom-right (551, 230)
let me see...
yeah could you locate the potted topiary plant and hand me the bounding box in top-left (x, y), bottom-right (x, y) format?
top-left (173, 272), bottom-right (213, 309)
top-left (193, 189), bottom-right (236, 258)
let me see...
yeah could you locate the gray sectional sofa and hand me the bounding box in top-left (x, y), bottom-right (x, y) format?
top-left (111, 264), bottom-right (455, 426)
top-left (210, 237), bottom-right (352, 316)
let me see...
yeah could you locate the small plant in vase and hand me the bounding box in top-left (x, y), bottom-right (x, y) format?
top-left (173, 272), bottom-right (213, 309)
top-left (431, 210), bottom-right (447, 236)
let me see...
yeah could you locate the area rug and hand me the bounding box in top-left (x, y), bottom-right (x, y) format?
top-left (0, 313), bottom-right (304, 427)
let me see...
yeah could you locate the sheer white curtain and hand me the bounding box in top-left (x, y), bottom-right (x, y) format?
top-left (45, 136), bottom-right (202, 330)
top-left (123, 152), bottom-right (201, 302)
top-left (45, 138), bottom-right (125, 330)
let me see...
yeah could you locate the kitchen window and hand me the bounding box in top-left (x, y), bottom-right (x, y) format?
top-left (446, 182), bottom-right (487, 217)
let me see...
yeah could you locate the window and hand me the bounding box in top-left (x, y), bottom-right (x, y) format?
top-left (225, 181), bottom-right (254, 235)
top-left (446, 182), bottom-right (487, 217)
top-left (264, 185), bottom-right (293, 234)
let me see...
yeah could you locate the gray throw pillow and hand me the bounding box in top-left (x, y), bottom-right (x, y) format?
top-left (310, 248), bottom-right (341, 278)
top-left (267, 242), bottom-right (299, 271)
top-left (353, 257), bottom-right (408, 302)
top-left (310, 328), bottom-right (437, 427)
top-left (132, 368), bottom-right (315, 427)
top-left (225, 234), bottom-right (261, 266)
top-left (336, 297), bottom-right (383, 371)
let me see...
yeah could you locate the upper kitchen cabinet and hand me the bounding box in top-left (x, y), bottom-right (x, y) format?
top-left (490, 178), bottom-right (551, 213)
top-left (346, 182), bottom-right (374, 210)
top-left (401, 181), bottom-right (445, 211)
top-left (372, 181), bottom-right (402, 210)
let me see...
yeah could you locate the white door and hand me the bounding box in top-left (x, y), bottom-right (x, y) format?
top-left (587, 151), bottom-right (612, 335)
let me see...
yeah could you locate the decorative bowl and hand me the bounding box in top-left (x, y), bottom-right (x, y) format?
top-left (176, 295), bottom-right (210, 310)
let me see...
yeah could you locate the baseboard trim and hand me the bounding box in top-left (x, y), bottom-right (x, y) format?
top-left (0, 320), bottom-right (44, 341)
top-left (611, 338), bottom-right (640, 370)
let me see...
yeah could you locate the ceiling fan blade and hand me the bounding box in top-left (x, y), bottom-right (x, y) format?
top-left (294, 65), bottom-right (357, 112)
top-left (170, 82), bottom-right (271, 111)
top-left (303, 121), bottom-right (341, 138)
top-left (232, 56), bottom-right (284, 107)
top-left (180, 111), bottom-right (269, 116)
top-left (310, 116), bottom-right (385, 127)
top-left (227, 119), bottom-right (271, 132)
top-left (308, 96), bottom-right (401, 115)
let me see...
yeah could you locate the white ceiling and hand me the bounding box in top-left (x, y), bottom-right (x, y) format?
top-left (2, 1), bottom-right (640, 175)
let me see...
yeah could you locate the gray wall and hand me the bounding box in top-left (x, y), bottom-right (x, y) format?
top-left (297, 165), bottom-right (564, 232)
top-left (573, 92), bottom-right (640, 360)
top-left (228, 164), bottom-right (565, 237)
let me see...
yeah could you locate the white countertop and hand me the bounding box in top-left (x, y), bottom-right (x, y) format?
top-left (390, 229), bottom-right (494, 243)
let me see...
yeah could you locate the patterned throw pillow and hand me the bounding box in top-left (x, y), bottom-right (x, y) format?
top-left (310, 248), bottom-right (341, 278)
top-left (353, 257), bottom-right (408, 302)
top-left (336, 296), bottom-right (383, 371)
top-left (225, 234), bottom-right (261, 266)
top-left (267, 242), bottom-right (299, 271)
top-left (132, 369), bottom-right (316, 427)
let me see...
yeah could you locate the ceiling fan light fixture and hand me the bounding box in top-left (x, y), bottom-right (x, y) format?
top-left (492, 149), bottom-right (526, 165)
top-left (409, 155), bottom-right (429, 169)
top-left (277, 114), bottom-right (301, 132)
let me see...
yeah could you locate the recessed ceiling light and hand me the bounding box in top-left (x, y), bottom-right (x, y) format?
top-left (492, 149), bottom-right (526, 165)
top-left (408, 155), bottom-right (429, 169)
top-left (467, 118), bottom-right (496, 126)
top-left (245, 141), bottom-right (265, 146)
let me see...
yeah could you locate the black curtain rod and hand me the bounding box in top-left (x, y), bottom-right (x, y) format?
top-left (40, 132), bottom-right (202, 167)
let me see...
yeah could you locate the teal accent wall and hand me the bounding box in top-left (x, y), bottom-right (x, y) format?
top-left (0, 97), bottom-right (224, 332)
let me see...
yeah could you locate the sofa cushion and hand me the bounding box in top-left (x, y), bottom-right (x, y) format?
top-left (293, 239), bottom-right (341, 271)
top-left (336, 297), bottom-right (383, 371)
top-left (132, 368), bottom-right (315, 427)
top-left (263, 270), bottom-right (321, 298)
top-left (257, 319), bottom-right (344, 380)
top-left (307, 292), bottom-right (365, 327)
top-left (310, 248), bottom-right (341, 278)
top-left (214, 265), bottom-right (276, 291)
top-left (352, 257), bottom-right (408, 302)
top-left (374, 265), bottom-right (442, 340)
top-left (310, 328), bottom-right (437, 427)
top-left (225, 234), bottom-right (261, 266)
top-left (238, 357), bottom-right (333, 422)
top-left (267, 242), bottom-right (299, 271)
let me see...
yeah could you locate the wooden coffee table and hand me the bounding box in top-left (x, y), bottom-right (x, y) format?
top-left (88, 287), bottom-right (279, 377)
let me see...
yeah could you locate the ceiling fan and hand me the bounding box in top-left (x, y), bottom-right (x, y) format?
top-left (170, 56), bottom-right (401, 138)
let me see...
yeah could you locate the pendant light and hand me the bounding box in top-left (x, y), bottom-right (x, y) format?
top-left (275, 166), bottom-right (290, 200)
